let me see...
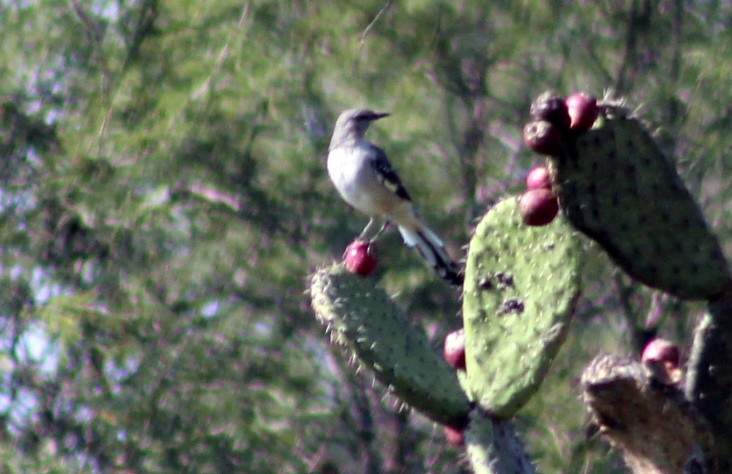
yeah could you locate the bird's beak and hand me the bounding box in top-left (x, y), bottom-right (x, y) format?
top-left (374, 112), bottom-right (390, 120)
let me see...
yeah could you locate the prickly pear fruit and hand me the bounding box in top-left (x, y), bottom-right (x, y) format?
top-left (526, 165), bottom-right (552, 190)
top-left (444, 425), bottom-right (465, 446)
top-left (530, 91), bottom-right (570, 131)
top-left (566, 92), bottom-right (599, 131)
top-left (444, 328), bottom-right (467, 371)
top-left (519, 188), bottom-right (559, 226)
top-left (344, 239), bottom-right (378, 276)
top-left (523, 120), bottom-right (562, 156)
top-left (642, 338), bottom-right (680, 368)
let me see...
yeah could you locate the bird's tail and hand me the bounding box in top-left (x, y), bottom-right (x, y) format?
top-left (398, 225), bottom-right (464, 286)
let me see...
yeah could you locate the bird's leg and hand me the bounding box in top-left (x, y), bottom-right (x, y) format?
top-left (358, 218), bottom-right (377, 240)
top-left (359, 217), bottom-right (389, 242)
top-left (371, 220), bottom-right (391, 241)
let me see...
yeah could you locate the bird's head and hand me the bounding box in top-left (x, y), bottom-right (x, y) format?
top-left (330, 108), bottom-right (390, 145)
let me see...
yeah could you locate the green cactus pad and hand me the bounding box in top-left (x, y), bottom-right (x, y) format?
top-left (310, 264), bottom-right (470, 427)
top-left (462, 197), bottom-right (582, 418)
top-left (551, 103), bottom-right (730, 300)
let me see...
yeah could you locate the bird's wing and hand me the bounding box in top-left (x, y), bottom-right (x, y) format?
top-left (370, 145), bottom-right (412, 201)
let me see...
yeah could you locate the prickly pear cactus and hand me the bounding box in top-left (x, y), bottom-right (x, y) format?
top-left (549, 103), bottom-right (730, 300)
top-left (462, 197), bottom-right (583, 417)
top-left (310, 264), bottom-right (470, 427)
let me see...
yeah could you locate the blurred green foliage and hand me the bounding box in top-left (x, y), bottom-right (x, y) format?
top-left (0, 0), bottom-right (730, 472)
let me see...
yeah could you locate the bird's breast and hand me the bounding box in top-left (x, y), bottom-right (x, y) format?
top-left (327, 146), bottom-right (393, 215)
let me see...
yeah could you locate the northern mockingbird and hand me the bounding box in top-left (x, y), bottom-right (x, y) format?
top-left (327, 108), bottom-right (463, 285)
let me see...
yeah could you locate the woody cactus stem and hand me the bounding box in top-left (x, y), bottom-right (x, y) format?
top-left (687, 282), bottom-right (732, 472)
top-left (466, 410), bottom-right (537, 474)
top-left (581, 354), bottom-right (715, 473)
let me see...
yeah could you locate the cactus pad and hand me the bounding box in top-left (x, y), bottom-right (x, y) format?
top-left (551, 104), bottom-right (730, 299)
top-left (310, 264), bottom-right (470, 427)
top-left (462, 197), bottom-right (582, 417)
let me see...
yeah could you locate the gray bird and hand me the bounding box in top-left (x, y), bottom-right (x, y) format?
top-left (326, 108), bottom-right (462, 285)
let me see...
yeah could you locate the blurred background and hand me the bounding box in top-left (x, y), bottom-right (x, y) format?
top-left (0, 0), bottom-right (730, 472)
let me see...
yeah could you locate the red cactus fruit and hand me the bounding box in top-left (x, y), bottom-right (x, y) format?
top-left (523, 120), bottom-right (563, 156)
top-left (519, 188), bottom-right (559, 226)
top-left (444, 328), bottom-right (466, 371)
top-left (530, 91), bottom-right (571, 131)
top-left (344, 239), bottom-right (378, 276)
top-left (641, 338), bottom-right (680, 368)
top-left (444, 425), bottom-right (465, 446)
top-left (566, 92), bottom-right (599, 131)
top-left (526, 165), bottom-right (552, 190)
